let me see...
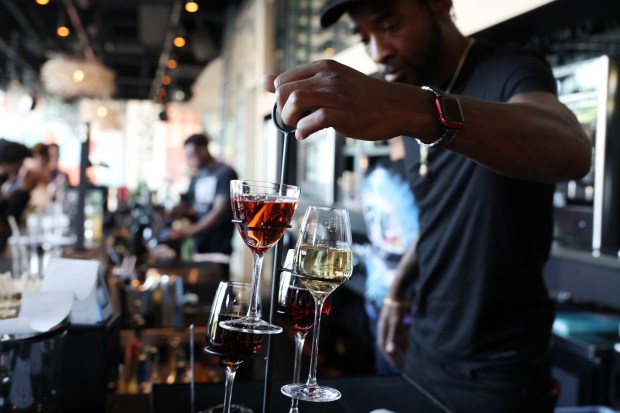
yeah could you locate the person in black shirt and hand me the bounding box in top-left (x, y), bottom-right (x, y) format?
top-left (165, 133), bottom-right (238, 271)
top-left (261, 0), bottom-right (591, 411)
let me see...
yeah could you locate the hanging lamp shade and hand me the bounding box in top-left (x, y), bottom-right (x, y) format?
top-left (40, 56), bottom-right (116, 99)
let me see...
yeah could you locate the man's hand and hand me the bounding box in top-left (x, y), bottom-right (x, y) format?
top-left (165, 228), bottom-right (188, 241)
top-left (377, 301), bottom-right (410, 367)
top-left (261, 59), bottom-right (424, 141)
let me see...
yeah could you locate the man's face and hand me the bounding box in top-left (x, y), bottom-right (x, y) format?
top-left (349, 0), bottom-right (442, 86)
top-left (184, 143), bottom-right (206, 172)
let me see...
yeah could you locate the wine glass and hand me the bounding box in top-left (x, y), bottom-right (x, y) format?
top-left (277, 250), bottom-right (332, 413)
top-left (222, 180), bottom-right (300, 335)
top-left (204, 281), bottom-right (262, 413)
top-left (281, 206), bottom-right (353, 403)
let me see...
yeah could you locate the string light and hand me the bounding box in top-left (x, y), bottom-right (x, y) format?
top-left (57, 25), bottom-right (70, 37)
top-left (35, 0), bottom-right (50, 5)
top-left (173, 36), bottom-right (186, 48)
top-left (161, 75), bottom-right (172, 86)
top-left (185, 1), bottom-right (199, 13)
top-left (166, 58), bottom-right (177, 70)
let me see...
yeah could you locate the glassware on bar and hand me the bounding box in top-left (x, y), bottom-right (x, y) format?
top-left (281, 206), bottom-right (352, 403)
top-left (204, 281), bottom-right (262, 413)
top-left (221, 180), bottom-right (300, 335)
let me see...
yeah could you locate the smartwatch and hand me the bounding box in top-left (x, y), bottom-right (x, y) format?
top-left (415, 86), bottom-right (464, 148)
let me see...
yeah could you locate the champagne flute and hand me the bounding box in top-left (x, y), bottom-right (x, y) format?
top-left (277, 251), bottom-right (332, 413)
top-left (222, 180), bottom-right (300, 334)
top-left (204, 281), bottom-right (262, 413)
top-left (281, 206), bottom-right (353, 403)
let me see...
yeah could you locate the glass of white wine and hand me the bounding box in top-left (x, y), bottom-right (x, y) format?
top-left (281, 206), bottom-right (353, 403)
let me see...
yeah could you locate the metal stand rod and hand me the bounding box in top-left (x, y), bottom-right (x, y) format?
top-left (262, 130), bottom-right (294, 413)
top-left (74, 123), bottom-right (90, 251)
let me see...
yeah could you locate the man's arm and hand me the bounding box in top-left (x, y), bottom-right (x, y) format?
top-left (262, 59), bottom-right (591, 183)
top-left (377, 239), bottom-right (418, 366)
top-left (175, 194), bottom-right (230, 238)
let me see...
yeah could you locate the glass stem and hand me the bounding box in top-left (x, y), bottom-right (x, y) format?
top-left (223, 363), bottom-right (240, 413)
top-left (247, 253), bottom-right (264, 321)
top-left (306, 298), bottom-right (325, 389)
top-left (289, 331), bottom-right (308, 413)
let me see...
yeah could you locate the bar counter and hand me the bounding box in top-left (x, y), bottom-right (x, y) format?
top-left (107, 374), bottom-right (446, 413)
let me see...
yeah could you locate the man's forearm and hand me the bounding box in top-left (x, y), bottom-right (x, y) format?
top-left (387, 240), bottom-right (419, 302)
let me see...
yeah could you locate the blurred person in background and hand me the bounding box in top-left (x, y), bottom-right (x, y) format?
top-left (29, 143), bottom-right (55, 211)
top-left (164, 133), bottom-right (238, 276)
top-left (47, 143), bottom-right (70, 187)
top-left (0, 139), bottom-right (39, 253)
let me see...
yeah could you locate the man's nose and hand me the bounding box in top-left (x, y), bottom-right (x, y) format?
top-left (366, 36), bottom-right (392, 65)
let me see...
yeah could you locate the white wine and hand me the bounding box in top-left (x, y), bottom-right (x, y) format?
top-left (293, 245), bottom-right (352, 294)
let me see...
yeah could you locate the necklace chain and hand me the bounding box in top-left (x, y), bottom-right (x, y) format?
top-left (419, 37), bottom-right (475, 177)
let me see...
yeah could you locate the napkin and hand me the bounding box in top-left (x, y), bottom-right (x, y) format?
top-left (0, 291), bottom-right (72, 335)
top-left (41, 257), bottom-right (103, 324)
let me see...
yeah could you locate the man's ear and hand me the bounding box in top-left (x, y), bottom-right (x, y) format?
top-left (426, 0), bottom-right (454, 20)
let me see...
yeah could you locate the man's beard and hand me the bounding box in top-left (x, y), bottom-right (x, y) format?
top-left (415, 18), bottom-right (443, 87)
top-left (378, 17), bottom-right (443, 86)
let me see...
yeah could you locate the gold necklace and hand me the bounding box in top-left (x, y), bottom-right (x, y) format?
top-left (419, 37), bottom-right (475, 177)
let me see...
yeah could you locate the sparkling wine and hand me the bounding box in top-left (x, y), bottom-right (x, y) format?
top-left (206, 315), bottom-right (263, 364)
top-left (293, 245), bottom-right (353, 294)
top-left (231, 196), bottom-right (298, 255)
top-left (277, 289), bottom-right (332, 332)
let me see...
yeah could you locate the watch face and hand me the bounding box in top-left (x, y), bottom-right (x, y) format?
top-left (439, 95), bottom-right (464, 129)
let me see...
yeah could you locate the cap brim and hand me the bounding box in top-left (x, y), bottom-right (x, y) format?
top-left (320, 0), bottom-right (368, 28)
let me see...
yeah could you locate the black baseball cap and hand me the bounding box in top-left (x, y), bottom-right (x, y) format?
top-left (320, 0), bottom-right (376, 28)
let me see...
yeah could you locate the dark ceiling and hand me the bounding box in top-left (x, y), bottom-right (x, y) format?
top-left (0, 0), bottom-right (242, 102)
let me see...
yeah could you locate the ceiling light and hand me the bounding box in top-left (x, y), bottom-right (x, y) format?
top-left (185, 1), bottom-right (199, 13)
top-left (173, 36), bottom-right (186, 48)
top-left (73, 70), bottom-right (85, 82)
top-left (35, 0), bottom-right (50, 5)
top-left (96, 106), bottom-right (108, 117)
top-left (57, 26), bottom-right (70, 37)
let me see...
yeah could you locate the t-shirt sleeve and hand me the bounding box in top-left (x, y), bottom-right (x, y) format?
top-left (215, 166), bottom-right (238, 198)
top-left (502, 52), bottom-right (557, 100)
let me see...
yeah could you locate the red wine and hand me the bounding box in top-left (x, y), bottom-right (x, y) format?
top-left (277, 289), bottom-right (332, 332)
top-left (206, 315), bottom-right (263, 364)
top-left (231, 196), bottom-right (298, 255)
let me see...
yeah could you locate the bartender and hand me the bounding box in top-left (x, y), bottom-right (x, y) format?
top-left (262, 0), bottom-right (591, 411)
top-left (164, 133), bottom-right (237, 276)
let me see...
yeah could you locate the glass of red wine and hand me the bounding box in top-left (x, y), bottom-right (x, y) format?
top-left (222, 180), bottom-right (300, 335)
top-left (277, 250), bottom-right (332, 413)
top-left (204, 281), bottom-right (262, 413)
top-left (281, 206), bottom-right (353, 403)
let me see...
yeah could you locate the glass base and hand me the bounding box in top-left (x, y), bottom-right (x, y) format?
top-left (198, 403), bottom-right (254, 413)
top-left (281, 383), bottom-right (341, 402)
top-left (219, 317), bottom-right (283, 335)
